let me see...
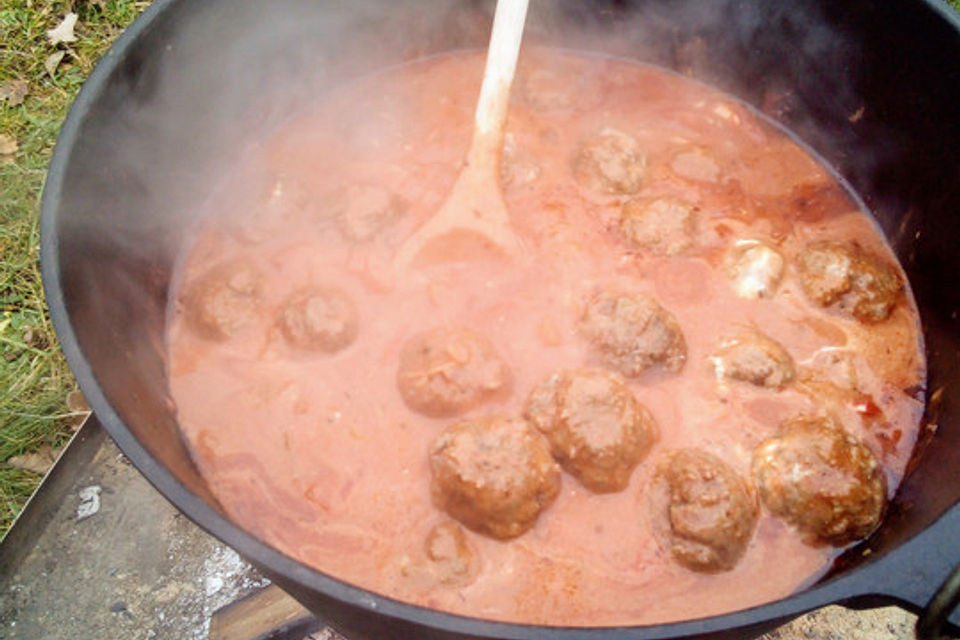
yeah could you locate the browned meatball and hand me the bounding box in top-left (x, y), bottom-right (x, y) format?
top-left (580, 291), bottom-right (687, 377)
top-left (182, 261), bottom-right (263, 341)
top-left (752, 415), bottom-right (886, 546)
top-left (573, 128), bottom-right (646, 196)
top-left (525, 369), bottom-right (658, 493)
top-left (423, 521), bottom-right (479, 587)
top-left (796, 241), bottom-right (902, 323)
top-left (712, 330), bottom-right (795, 389)
top-left (277, 287), bottom-right (358, 352)
top-left (335, 184), bottom-right (404, 242)
top-left (397, 328), bottom-right (511, 417)
top-left (651, 449), bottom-right (758, 573)
top-left (430, 416), bottom-right (561, 539)
top-left (619, 198), bottom-right (695, 256)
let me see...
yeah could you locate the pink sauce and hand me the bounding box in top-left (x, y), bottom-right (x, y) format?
top-left (167, 50), bottom-right (925, 625)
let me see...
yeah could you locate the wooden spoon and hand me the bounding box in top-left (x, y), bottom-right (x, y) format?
top-left (393, 0), bottom-right (530, 270)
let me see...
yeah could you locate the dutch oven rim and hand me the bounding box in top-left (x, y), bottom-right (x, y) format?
top-left (39, 0), bottom-right (960, 637)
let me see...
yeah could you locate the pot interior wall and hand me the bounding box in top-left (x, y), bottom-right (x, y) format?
top-left (48, 0), bottom-right (960, 601)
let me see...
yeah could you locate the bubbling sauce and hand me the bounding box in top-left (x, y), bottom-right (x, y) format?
top-left (168, 50), bottom-right (925, 626)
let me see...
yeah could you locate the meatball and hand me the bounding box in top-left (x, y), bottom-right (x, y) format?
top-left (182, 261), bottom-right (263, 341)
top-left (573, 128), bottom-right (646, 196)
top-left (277, 287), bottom-right (358, 352)
top-left (651, 449), bottom-right (758, 573)
top-left (619, 198), bottom-right (695, 256)
top-left (430, 416), bottom-right (561, 539)
top-left (423, 521), bottom-right (479, 587)
top-left (335, 184), bottom-right (404, 242)
top-left (397, 327), bottom-right (511, 417)
top-left (725, 241), bottom-right (785, 299)
top-left (712, 330), bottom-right (795, 389)
top-left (796, 241), bottom-right (902, 323)
top-left (525, 369), bottom-right (658, 493)
top-left (752, 414), bottom-right (886, 546)
top-left (580, 291), bottom-right (687, 377)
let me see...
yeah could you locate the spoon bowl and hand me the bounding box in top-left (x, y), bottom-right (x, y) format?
top-left (393, 0), bottom-right (530, 270)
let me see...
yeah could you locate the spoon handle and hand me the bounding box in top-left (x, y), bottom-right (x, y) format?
top-left (473, 0), bottom-right (530, 138)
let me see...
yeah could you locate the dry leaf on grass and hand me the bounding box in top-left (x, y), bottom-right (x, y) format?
top-left (7, 445), bottom-right (63, 476)
top-left (66, 389), bottom-right (91, 413)
top-left (47, 13), bottom-right (79, 46)
top-left (0, 133), bottom-right (18, 165)
top-left (0, 79), bottom-right (29, 107)
top-left (0, 133), bottom-right (17, 155)
top-left (66, 389), bottom-right (92, 430)
top-left (45, 51), bottom-right (66, 77)
top-left (22, 325), bottom-right (49, 350)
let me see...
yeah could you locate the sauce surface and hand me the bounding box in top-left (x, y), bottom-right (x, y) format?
top-left (167, 50), bottom-right (925, 626)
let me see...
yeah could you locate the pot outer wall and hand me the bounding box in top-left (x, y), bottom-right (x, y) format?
top-left (40, 0), bottom-right (960, 638)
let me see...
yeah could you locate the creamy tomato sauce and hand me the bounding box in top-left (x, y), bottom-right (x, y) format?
top-left (167, 50), bottom-right (925, 625)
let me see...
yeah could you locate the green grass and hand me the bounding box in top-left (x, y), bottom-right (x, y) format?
top-left (1, 0), bottom-right (150, 535)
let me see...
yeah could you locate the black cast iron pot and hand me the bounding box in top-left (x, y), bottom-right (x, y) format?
top-left (41, 0), bottom-right (960, 638)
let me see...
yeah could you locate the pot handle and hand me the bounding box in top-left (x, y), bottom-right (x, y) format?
top-left (916, 561), bottom-right (960, 640)
top-left (855, 502), bottom-right (960, 638)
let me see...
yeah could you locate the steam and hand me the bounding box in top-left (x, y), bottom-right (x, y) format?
top-left (61, 0), bottom-right (905, 266)
top-left (54, 0), bottom-right (906, 480)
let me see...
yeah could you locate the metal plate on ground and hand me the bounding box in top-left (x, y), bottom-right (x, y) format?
top-left (0, 415), bottom-right (325, 640)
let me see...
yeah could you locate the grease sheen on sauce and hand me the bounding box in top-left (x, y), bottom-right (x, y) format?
top-left (168, 50), bottom-right (925, 626)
